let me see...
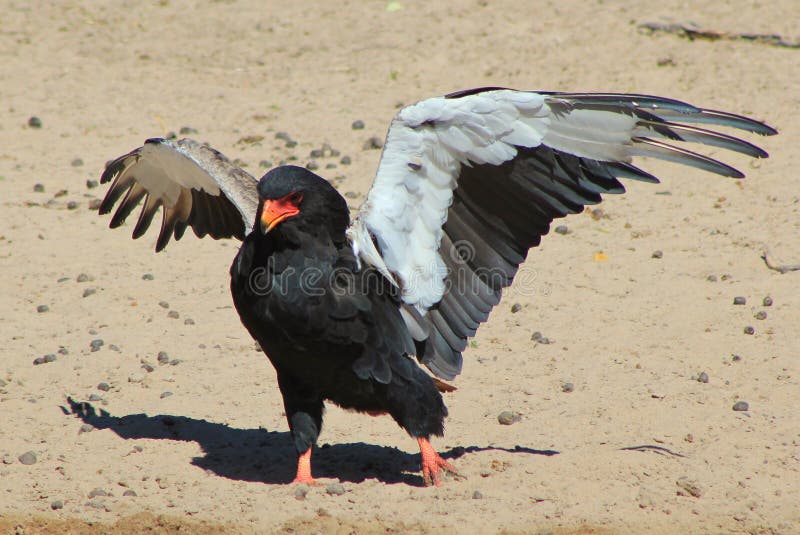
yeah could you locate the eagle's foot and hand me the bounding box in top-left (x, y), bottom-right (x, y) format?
top-left (417, 437), bottom-right (461, 487)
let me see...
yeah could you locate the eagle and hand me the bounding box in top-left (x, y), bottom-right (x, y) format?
top-left (97, 88), bottom-right (775, 485)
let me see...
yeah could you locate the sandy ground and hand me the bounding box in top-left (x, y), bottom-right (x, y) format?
top-left (1, 1), bottom-right (799, 533)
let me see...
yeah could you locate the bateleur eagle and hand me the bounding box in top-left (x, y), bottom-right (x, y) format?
top-left (97, 88), bottom-right (776, 486)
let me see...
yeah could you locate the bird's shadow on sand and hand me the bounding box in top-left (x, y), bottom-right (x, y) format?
top-left (62, 397), bottom-right (558, 487)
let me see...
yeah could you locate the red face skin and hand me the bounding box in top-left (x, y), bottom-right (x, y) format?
top-left (259, 192), bottom-right (303, 234)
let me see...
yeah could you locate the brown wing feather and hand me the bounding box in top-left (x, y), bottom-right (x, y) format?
top-left (99, 138), bottom-right (259, 251)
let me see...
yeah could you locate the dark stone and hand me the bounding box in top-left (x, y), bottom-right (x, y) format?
top-left (18, 451), bottom-right (37, 465)
top-left (732, 401), bottom-right (749, 412)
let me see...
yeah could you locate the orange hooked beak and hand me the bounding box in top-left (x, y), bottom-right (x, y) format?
top-left (259, 193), bottom-right (302, 234)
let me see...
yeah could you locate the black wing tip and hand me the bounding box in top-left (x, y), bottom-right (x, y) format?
top-left (701, 109), bottom-right (779, 136)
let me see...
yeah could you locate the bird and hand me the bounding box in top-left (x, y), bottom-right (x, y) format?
top-left (97, 87), bottom-right (776, 486)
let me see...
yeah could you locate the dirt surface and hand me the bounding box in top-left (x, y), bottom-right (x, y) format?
top-left (1, 1), bottom-right (798, 533)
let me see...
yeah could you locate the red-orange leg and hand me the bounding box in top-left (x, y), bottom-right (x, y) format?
top-left (417, 437), bottom-right (459, 486)
top-left (291, 448), bottom-right (316, 485)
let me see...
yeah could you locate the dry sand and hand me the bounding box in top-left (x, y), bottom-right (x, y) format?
top-left (1, 1), bottom-right (799, 533)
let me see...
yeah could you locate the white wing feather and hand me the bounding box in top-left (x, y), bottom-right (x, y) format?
top-left (348, 89), bottom-right (642, 312)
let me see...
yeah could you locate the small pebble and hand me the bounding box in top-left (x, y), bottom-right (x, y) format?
top-left (82, 288), bottom-right (96, 298)
top-left (109, 344), bottom-right (120, 352)
top-left (79, 424), bottom-right (94, 433)
top-left (531, 331), bottom-right (552, 344)
top-left (344, 191), bottom-right (359, 199)
top-left (88, 488), bottom-right (108, 498)
top-left (306, 161), bottom-right (319, 171)
top-left (58, 347), bottom-right (69, 355)
top-left (142, 273), bottom-right (154, 281)
top-left (562, 382), bottom-right (575, 393)
top-left (88, 394), bottom-right (102, 401)
top-left (34, 183), bottom-right (45, 192)
top-left (35, 353), bottom-right (57, 365)
top-left (179, 126), bottom-right (198, 135)
top-left (84, 500), bottom-right (107, 510)
top-left (733, 401), bottom-right (749, 412)
top-left (497, 411), bottom-right (521, 425)
top-left (363, 136), bottom-right (383, 150)
top-left (743, 326), bottom-right (755, 335)
top-left (733, 296), bottom-right (746, 305)
top-left (97, 382), bottom-right (111, 392)
top-left (326, 483), bottom-right (345, 496)
top-left (76, 273), bottom-right (91, 283)
top-left (90, 339), bottom-right (104, 352)
top-left (259, 160), bottom-right (272, 169)
top-left (88, 199), bottom-right (102, 210)
top-left (167, 310), bottom-right (180, 319)
top-left (651, 250), bottom-right (663, 259)
top-left (275, 131), bottom-right (292, 141)
top-left (141, 364), bottom-right (155, 373)
top-left (128, 372), bottom-right (145, 383)
top-left (184, 318), bottom-right (195, 325)
top-left (158, 301), bottom-right (170, 309)
top-left (170, 359), bottom-right (182, 366)
top-left (351, 120), bottom-right (365, 130)
top-left (37, 304), bottom-right (49, 313)
top-left (86, 179), bottom-right (98, 189)
top-left (754, 311), bottom-right (767, 320)
top-left (676, 476), bottom-right (703, 498)
top-left (157, 351), bottom-right (170, 365)
top-left (472, 490), bottom-right (484, 499)
top-left (160, 391), bottom-right (173, 399)
top-left (310, 149), bottom-right (324, 158)
top-left (510, 303), bottom-right (522, 313)
top-left (51, 500), bottom-right (64, 510)
top-left (340, 155), bottom-right (351, 165)
top-left (732, 354), bottom-right (742, 362)
top-left (706, 275), bottom-right (717, 282)
top-left (71, 158), bottom-right (84, 167)
top-left (294, 487), bottom-right (308, 500)
top-left (325, 163), bottom-right (337, 169)
top-left (762, 296), bottom-right (773, 307)
top-left (18, 451), bottom-right (37, 465)
top-left (554, 225), bottom-right (569, 235)
top-left (285, 140), bottom-right (297, 148)
top-left (123, 490), bottom-right (137, 497)
top-left (697, 372), bottom-right (709, 383)
top-left (28, 116), bottom-right (42, 128)
top-left (67, 201), bottom-right (79, 210)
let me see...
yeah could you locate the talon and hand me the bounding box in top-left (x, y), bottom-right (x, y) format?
top-left (417, 437), bottom-right (460, 486)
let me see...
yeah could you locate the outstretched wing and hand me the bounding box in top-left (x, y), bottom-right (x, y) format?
top-left (99, 138), bottom-right (260, 251)
top-left (348, 88), bottom-right (776, 379)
